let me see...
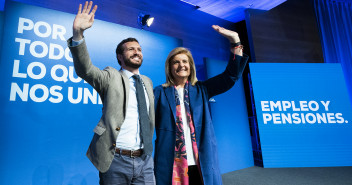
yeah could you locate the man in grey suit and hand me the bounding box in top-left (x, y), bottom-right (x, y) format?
top-left (67, 1), bottom-right (155, 184)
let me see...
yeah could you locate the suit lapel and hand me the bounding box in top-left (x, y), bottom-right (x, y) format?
top-left (120, 70), bottom-right (130, 115)
top-left (164, 86), bottom-right (177, 121)
top-left (140, 75), bottom-right (153, 111)
top-left (188, 84), bottom-right (201, 127)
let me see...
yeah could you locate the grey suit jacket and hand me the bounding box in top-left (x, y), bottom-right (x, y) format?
top-left (68, 38), bottom-right (155, 173)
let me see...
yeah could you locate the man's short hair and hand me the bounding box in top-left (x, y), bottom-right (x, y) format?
top-left (115, 37), bottom-right (139, 65)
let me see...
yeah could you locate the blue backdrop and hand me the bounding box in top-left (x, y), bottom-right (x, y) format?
top-left (314, 0), bottom-right (352, 107)
top-left (0, 0), bottom-right (4, 11)
top-left (0, 1), bottom-right (257, 184)
top-left (0, 2), bottom-right (180, 185)
top-left (250, 63), bottom-right (352, 167)
top-left (205, 57), bottom-right (254, 173)
top-left (0, 9), bottom-right (3, 53)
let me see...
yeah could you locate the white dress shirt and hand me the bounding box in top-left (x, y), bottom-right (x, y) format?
top-left (115, 69), bottom-right (150, 150)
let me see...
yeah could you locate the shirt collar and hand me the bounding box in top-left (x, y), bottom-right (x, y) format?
top-left (122, 68), bottom-right (140, 79)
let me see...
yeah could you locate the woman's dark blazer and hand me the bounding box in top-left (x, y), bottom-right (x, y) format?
top-left (154, 53), bottom-right (249, 185)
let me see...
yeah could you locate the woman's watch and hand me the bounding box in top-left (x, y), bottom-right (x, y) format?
top-left (231, 42), bottom-right (241, 48)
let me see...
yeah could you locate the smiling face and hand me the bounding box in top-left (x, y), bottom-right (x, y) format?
top-left (170, 53), bottom-right (191, 82)
top-left (119, 41), bottom-right (143, 69)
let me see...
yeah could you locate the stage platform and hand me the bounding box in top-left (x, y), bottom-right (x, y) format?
top-left (222, 166), bottom-right (352, 185)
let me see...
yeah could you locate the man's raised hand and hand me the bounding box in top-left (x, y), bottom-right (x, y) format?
top-left (73, 1), bottom-right (98, 41)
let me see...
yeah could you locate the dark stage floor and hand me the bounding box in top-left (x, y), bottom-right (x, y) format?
top-left (222, 166), bottom-right (352, 185)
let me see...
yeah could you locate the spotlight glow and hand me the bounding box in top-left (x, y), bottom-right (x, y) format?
top-left (146, 17), bottom-right (154, 27)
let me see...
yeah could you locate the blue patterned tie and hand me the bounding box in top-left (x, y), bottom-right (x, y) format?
top-left (132, 75), bottom-right (152, 155)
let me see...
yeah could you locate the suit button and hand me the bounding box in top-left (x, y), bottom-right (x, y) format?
top-left (115, 127), bottom-right (120, 131)
top-left (112, 143), bottom-right (116, 147)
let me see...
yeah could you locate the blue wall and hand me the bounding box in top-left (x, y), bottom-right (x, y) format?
top-left (0, 0), bottom-right (4, 11)
top-left (0, 2), bottom-right (180, 184)
top-left (0, 10), bottom-right (3, 53)
top-left (11, 0), bottom-right (238, 81)
top-left (205, 57), bottom-right (254, 173)
top-left (0, 0), bottom-right (255, 184)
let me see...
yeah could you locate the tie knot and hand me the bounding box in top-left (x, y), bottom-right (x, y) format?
top-left (132, 74), bottom-right (141, 81)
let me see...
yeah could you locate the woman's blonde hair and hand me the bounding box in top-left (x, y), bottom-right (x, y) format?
top-left (162, 47), bottom-right (198, 87)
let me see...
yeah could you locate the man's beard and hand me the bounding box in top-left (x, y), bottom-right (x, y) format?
top-left (123, 54), bottom-right (143, 69)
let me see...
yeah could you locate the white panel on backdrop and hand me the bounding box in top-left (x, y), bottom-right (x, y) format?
top-left (0, 2), bottom-right (181, 185)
